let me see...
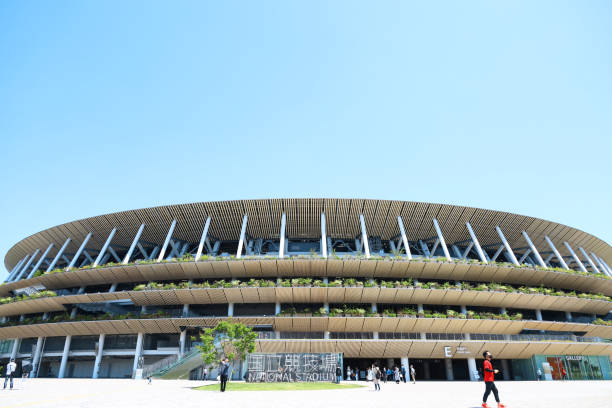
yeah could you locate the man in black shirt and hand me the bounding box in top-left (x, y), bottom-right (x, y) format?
top-left (219, 358), bottom-right (230, 392)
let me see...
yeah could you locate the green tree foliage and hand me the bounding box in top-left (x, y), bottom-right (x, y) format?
top-left (196, 320), bottom-right (257, 367)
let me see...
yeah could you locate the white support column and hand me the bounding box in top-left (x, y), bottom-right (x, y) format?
top-left (518, 249), bottom-right (532, 264)
top-left (275, 302), bottom-right (281, 315)
top-left (468, 358), bottom-right (478, 381)
top-left (599, 258), bottom-right (612, 277)
top-left (544, 236), bottom-right (569, 269)
top-left (535, 309), bottom-right (543, 321)
top-left (195, 216), bottom-right (212, 261)
top-left (522, 231), bottom-right (546, 267)
top-left (432, 219), bottom-right (452, 260)
top-left (92, 334), bottom-right (105, 379)
top-left (591, 253), bottom-right (609, 276)
top-left (47, 238), bottom-right (71, 272)
top-left (359, 214), bottom-right (371, 258)
top-left (123, 224), bottom-right (145, 264)
top-left (565, 311), bottom-right (572, 322)
top-left (371, 303), bottom-right (377, 314)
top-left (462, 242), bottom-right (474, 259)
top-left (109, 283), bottom-right (118, 293)
top-left (31, 337), bottom-right (44, 378)
top-left (495, 226), bottom-right (519, 265)
top-left (445, 359), bottom-right (454, 381)
top-left (67, 233), bottom-right (92, 269)
top-left (397, 216), bottom-right (412, 259)
top-left (132, 333), bottom-right (144, 379)
top-left (15, 249), bottom-right (40, 281)
top-left (491, 245), bottom-right (505, 262)
top-left (182, 304), bottom-right (190, 317)
top-left (321, 213), bottom-right (327, 258)
top-left (179, 330), bottom-right (187, 357)
top-left (461, 305), bottom-right (467, 316)
top-left (279, 213), bottom-right (286, 258)
top-left (93, 228), bottom-right (117, 267)
top-left (58, 335), bottom-right (72, 378)
top-left (157, 220), bottom-right (177, 262)
top-left (236, 215), bottom-right (248, 258)
top-left (324, 331), bottom-right (330, 340)
top-left (401, 357), bottom-right (409, 374)
top-left (228, 303), bottom-right (234, 317)
top-left (578, 247), bottom-right (600, 273)
top-left (564, 242), bottom-right (587, 272)
top-left (10, 339), bottom-right (20, 360)
top-left (6, 256), bottom-right (27, 282)
top-left (27, 243), bottom-right (55, 279)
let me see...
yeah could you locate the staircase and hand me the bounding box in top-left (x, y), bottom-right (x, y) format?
top-left (147, 347), bottom-right (204, 379)
top-left (146, 334), bottom-right (229, 379)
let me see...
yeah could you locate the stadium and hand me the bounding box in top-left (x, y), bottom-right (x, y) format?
top-left (1, 199), bottom-right (611, 381)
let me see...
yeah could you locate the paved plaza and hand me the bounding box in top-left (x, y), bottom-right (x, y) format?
top-left (0, 379), bottom-right (610, 408)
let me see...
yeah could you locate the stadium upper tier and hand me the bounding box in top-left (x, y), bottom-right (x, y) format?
top-left (4, 199), bottom-right (612, 284)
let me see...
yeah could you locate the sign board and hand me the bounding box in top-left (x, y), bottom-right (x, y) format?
top-left (246, 353), bottom-right (341, 382)
top-left (443, 345), bottom-right (471, 357)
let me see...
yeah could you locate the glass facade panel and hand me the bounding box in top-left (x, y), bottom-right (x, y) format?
top-left (533, 355), bottom-right (611, 381)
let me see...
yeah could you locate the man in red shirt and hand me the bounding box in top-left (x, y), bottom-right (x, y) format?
top-left (482, 351), bottom-right (505, 408)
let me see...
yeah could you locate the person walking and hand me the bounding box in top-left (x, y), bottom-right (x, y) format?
top-left (367, 367), bottom-right (373, 382)
top-left (481, 351), bottom-right (505, 408)
top-left (336, 365), bottom-right (342, 384)
top-left (394, 367), bottom-right (400, 384)
top-left (401, 365), bottom-right (407, 383)
top-left (219, 358), bottom-right (230, 392)
top-left (346, 366), bottom-right (352, 381)
top-left (410, 364), bottom-right (416, 384)
top-left (373, 365), bottom-right (381, 391)
top-left (382, 366), bottom-right (387, 383)
top-left (536, 368), bottom-right (542, 381)
top-left (561, 367), bottom-right (567, 381)
top-left (203, 367), bottom-right (208, 380)
top-left (4, 359), bottom-right (17, 390)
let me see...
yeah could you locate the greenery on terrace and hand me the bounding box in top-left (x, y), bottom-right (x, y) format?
top-left (278, 304), bottom-right (525, 320)
top-left (30, 252), bottom-right (611, 280)
top-left (131, 278), bottom-right (612, 302)
top-left (1, 306), bottom-right (611, 328)
top-left (0, 310), bottom-right (171, 328)
top-left (0, 290), bottom-right (57, 305)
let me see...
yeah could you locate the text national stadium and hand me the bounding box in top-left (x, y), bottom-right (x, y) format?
top-left (2, 199), bottom-right (612, 381)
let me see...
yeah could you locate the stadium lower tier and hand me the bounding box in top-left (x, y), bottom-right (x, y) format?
top-left (1, 333), bottom-right (611, 381)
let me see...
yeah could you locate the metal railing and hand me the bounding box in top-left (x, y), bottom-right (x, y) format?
top-left (265, 332), bottom-right (607, 343)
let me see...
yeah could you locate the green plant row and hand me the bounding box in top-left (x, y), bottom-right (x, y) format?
top-left (132, 278), bottom-right (612, 302)
top-left (0, 290), bottom-right (57, 305)
top-left (30, 253), bottom-right (611, 281)
top-left (0, 310), bottom-right (171, 328)
top-left (1, 309), bottom-right (610, 329)
top-left (278, 305), bottom-right (525, 320)
top-left (592, 318), bottom-right (612, 326)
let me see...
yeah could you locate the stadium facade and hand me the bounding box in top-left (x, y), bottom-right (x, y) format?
top-left (1, 199), bottom-right (612, 381)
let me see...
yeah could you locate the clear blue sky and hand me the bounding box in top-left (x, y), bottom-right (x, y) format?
top-left (1, 1), bottom-right (611, 276)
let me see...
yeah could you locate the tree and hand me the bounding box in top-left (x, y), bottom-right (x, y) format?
top-left (196, 320), bottom-right (257, 368)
